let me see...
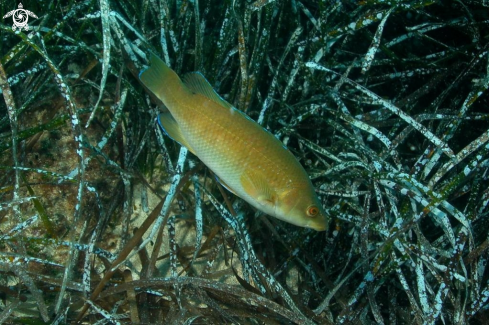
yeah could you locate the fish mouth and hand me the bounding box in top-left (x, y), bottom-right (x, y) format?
top-left (307, 220), bottom-right (328, 232)
top-left (311, 225), bottom-right (327, 232)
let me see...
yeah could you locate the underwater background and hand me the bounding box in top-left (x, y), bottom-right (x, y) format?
top-left (1, 0), bottom-right (489, 323)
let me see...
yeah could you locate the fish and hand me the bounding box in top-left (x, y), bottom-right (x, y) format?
top-left (139, 53), bottom-right (328, 231)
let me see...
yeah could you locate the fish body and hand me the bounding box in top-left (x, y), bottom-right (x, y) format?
top-left (140, 54), bottom-right (328, 231)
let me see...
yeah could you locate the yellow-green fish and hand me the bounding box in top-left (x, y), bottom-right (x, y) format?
top-left (140, 54), bottom-right (328, 231)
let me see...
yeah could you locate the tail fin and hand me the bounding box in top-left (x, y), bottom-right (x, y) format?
top-left (139, 54), bottom-right (182, 104)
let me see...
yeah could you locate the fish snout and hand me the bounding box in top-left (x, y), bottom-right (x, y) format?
top-left (306, 218), bottom-right (328, 231)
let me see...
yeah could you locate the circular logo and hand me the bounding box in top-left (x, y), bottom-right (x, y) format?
top-left (2, 3), bottom-right (38, 32)
top-left (13, 9), bottom-right (29, 29)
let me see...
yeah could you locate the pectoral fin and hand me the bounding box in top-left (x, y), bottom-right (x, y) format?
top-left (240, 170), bottom-right (277, 209)
top-left (157, 113), bottom-right (196, 155)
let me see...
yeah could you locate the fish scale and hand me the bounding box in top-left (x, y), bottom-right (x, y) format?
top-left (182, 98), bottom-right (290, 195)
top-left (140, 53), bottom-right (328, 231)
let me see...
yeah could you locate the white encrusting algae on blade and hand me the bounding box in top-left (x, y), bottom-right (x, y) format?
top-left (140, 53), bottom-right (328, 231)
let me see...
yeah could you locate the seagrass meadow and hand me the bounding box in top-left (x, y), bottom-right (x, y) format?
top-left (0, 0), bottom-right (489, 323)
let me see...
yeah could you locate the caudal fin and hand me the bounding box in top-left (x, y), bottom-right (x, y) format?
top-left (139, 54), bottom-right (181, 103)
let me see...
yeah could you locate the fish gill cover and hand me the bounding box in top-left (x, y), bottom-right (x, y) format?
top-left (0, 0), bottom-right (488, 324)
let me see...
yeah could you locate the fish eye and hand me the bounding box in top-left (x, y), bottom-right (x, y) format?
top-left (307, 205), bottom-right (319, 217)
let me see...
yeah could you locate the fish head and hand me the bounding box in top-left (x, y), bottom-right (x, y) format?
top-left (276, 187), bottom-right (328, 231)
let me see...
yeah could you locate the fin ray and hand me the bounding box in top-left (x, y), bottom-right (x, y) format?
top-left (214, 174), bottom-right (238, 195)
top-left (182, 72), bottom-right (233, 109)
top-left (157, 113), bottom-right (196, 155)
top-left (140, 53), bottom-right (180, 102)
top-left (240, 170), bottom-right (277, 208)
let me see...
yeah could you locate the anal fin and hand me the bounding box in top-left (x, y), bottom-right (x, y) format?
top-left (157, 113), bottom-right (196, 155)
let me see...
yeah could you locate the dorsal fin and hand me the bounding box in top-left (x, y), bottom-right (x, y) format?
top-left (157, 113), bottom-right (197, 155)
top-left (182, 72), bottom-right (233, 109)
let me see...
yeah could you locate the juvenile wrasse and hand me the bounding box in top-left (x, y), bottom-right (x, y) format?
top-left (140, 54), bottom-right (328, 231)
